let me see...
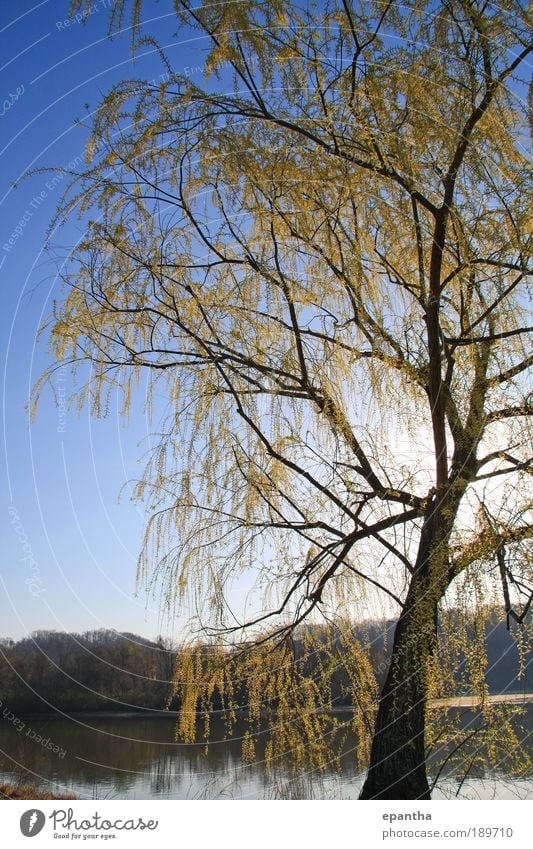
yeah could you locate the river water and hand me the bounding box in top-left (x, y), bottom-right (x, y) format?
top-left (1, 711), bottom-right (532, 800)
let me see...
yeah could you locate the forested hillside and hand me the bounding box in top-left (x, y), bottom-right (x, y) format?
top-left (0, 611), bottom-right (530, 715)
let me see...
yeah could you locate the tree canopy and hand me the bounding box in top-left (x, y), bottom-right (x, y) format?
top-left (37, 0), bottom-right (532, 798)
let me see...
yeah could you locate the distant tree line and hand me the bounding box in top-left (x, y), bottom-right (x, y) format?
top-left (0, 629), bottom-right (176, 714)
top-left (0, 610), bottom-right (530, 716)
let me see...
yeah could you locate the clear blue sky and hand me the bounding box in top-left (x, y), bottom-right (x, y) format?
top-left (0, 0), bottom-right (218, 641)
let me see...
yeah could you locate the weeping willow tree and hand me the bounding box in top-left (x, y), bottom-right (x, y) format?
top-left (36, 0), bottom-right (532, 798)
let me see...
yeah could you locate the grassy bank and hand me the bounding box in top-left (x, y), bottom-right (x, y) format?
top-left (0, 782), bottom-right (76, 800)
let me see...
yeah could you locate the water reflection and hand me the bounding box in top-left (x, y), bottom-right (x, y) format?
top-left (1, 711), bottom-right (531, 800)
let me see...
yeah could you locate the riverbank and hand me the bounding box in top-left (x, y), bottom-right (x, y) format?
top-left (431, 693), bottom-right (533, 709)
top-left (322, 693), bottom-right (533, 714)
top-left (0, 782), bottom-right (76, 800)
top-left (9, 693), bottom-right (533, 721)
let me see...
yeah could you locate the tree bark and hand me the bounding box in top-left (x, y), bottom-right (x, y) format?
top-left (359, 506), bottom-right (449, 799)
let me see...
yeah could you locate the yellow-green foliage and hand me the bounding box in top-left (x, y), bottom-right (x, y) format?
top-left (169, 607), bottom-right (532, 782)
top-left (38, 0), bottom-right (532, 788)
top-left (170, 623), bottom-right (380, 774)
top-left (428, 601), bottom-right (533, 787)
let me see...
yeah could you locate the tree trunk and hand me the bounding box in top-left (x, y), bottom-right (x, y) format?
top-left (360, 508), bottom-right (448, 799)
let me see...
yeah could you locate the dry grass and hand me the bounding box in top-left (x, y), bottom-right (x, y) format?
top-left (0, 782), bottom-right (76, 800)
